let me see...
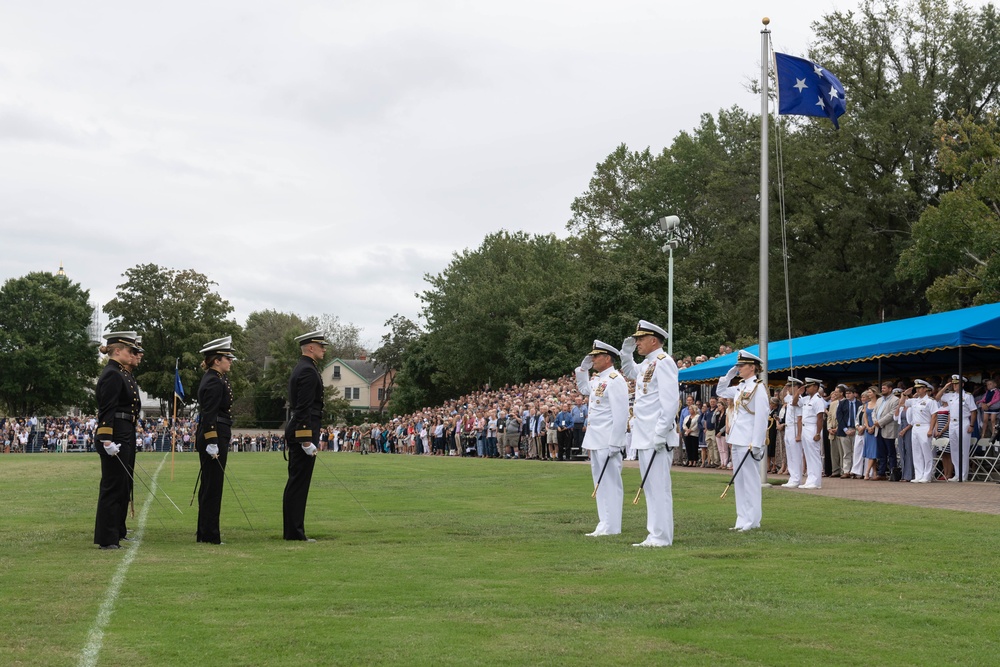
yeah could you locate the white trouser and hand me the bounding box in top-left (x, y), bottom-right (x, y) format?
top-left (588, 448), bottom-right (623, 534)
top-left (802, 424), bottom-right (823, 487)
top-left (949, 422), bottom-right (971, 480)
top-left (911, 426), bottom-right (934, 483)
top-left (637, 448), bottom-right (673, 546)
top-left (784, 427), bottom-right (803, 485)
top-left (851, 433), bottom-right (865, 476)
top-left (730, 444), bottom-right (762, 530)
top-left (625, 432), bottom-right (636, 460)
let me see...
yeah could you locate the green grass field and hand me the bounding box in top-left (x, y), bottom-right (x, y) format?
top-left (1, 451), bottom-right (998, 666)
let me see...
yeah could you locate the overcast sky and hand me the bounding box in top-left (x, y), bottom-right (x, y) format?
top-left (2, 0), bottom-right (885, 349)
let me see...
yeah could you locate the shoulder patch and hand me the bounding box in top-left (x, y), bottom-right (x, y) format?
top-left (657, 353), bottom-right (667, 360)
top-left (609, 372), bottom-right (618, 379)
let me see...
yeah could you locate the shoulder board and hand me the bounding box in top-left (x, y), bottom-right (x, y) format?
top-left (609, 372), bottom-right (618, 379)
top-left (657, 353), bottom-right (666, 360)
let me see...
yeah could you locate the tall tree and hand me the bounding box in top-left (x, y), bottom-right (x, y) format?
top-left (0, 272), bottom-right (100, 415)
top-left (370, 314), bottom-right (421, 414)
top-left (419, 231), bottom-right (588, 391)
top-left (104, 264), bottom-right (239, 413)
top-left (897, 111), bottom-right (1000, 309)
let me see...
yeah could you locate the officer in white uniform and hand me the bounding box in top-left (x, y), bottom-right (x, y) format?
top-left (575, 340), bottom-right (629, 536)
top-left (904, 380), bottom-right (938, 483)
top-left (798, 377), bottom-right (825, 489)
top-left (620, 320), bottom-right (679, 547)
top-left (781, 377), bottom-right (804, 488)
top-left (716, 350), bottom-right (770, 531)
top-left (936, 375), bottom-right (977, 481)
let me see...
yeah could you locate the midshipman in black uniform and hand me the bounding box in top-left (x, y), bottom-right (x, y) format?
top-left (196, 336), bottom-right (236, 544)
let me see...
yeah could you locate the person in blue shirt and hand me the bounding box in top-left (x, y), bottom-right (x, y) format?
top-left (571, 398), bottom-right (588, 459)
top-left (556, 404), bottom-right (574, 461)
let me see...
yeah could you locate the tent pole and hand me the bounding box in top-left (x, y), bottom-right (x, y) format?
top-left (958, 346), bottom-right (964, 483)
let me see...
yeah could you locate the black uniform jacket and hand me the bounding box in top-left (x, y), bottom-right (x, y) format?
top-left (95, 359), bottom-right (140, 445)
top-left (197, 369), bottom-right (233, 445)
top-left (286, 355), bottom-right (324, 444)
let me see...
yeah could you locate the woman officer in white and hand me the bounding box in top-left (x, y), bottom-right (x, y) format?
top-left (716, 351), bottom-right (770, 531)
top-left (575, 340), bottom-right (629, 536)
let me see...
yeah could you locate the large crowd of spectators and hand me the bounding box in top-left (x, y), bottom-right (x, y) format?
top-left (6, 351), bottom-right (998, 486)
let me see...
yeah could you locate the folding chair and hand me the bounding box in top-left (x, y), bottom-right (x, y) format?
top-left (970, 437), bottom-right (1000, 482)
top-left (932, 437), bottom-right (950, 479)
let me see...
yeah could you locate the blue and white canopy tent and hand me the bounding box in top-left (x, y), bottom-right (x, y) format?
top-left (679, 302), bottom-right (1000, 385)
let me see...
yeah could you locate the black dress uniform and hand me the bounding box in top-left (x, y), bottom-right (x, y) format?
top-left (282, 335), bottom-right (326, 541)
top-left (195, 338), bottom-right (235, 543)
top-left (94, 334), bottom-right (141, 548)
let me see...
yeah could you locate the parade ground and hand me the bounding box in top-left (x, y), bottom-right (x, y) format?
top-left (2, 452), bottom-right (998, 666)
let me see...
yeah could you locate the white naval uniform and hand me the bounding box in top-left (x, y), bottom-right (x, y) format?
top-left (940, 391), bottom-right (977, 480)
top-left (799, 392), bottom-right (825, 488)
top-left (716, 373), bottom-right (769, 530)
top-left (906, 396), bottom-right (938, 483)
top-left (783, 394), bottom-right (804, 486)
top-left (576, 365), bottom-right (629, 536)
top-left (621, 347), bottom-right (679, 546)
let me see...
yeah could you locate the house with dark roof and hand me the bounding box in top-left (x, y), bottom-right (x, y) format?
top-left (321, 357), bottom-right (394, 414)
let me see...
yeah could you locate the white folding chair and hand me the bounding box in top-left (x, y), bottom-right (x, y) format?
top-left (970, 437), bottom-right (1000, 482)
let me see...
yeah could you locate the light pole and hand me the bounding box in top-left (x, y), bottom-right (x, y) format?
top-left (658, 215), bottom-right (681, 356)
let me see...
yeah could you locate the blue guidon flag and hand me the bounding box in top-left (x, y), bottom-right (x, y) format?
top-left (774, 52), bottom-right (847, 129)
top-left (174, 359), bottom-right (185, 402)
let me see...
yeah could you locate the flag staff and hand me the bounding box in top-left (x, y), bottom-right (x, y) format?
top-left (759, 17), bottom-right (771, 486)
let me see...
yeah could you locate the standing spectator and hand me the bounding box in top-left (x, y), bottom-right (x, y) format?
top-left (825, 385), bottom-right (844, 477)
top-left (836, 387), bottom-right (860, 478)
top-left (904, 380), bottom-right (939, 483)
top-left (860, 388), bottom-right (880, 480)
top-left (874, 381), bottom-right (900, 480)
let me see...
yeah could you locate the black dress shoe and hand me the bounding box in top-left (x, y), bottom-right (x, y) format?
top-left (99, 544), bottom-right (120, 550)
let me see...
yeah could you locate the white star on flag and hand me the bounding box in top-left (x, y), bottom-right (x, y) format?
top-left (794, 78), bottom-right (808, 92)
top-left (813, 63), bottom-right (824, 76)
top-left (816, 96), bottom-right (826, 109)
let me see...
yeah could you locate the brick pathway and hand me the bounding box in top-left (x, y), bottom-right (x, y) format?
top-left (621, 460), bottom-right (1000, 515)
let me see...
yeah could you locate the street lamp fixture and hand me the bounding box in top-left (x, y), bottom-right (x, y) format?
top-left (658, 216), bottom-right (681, 356)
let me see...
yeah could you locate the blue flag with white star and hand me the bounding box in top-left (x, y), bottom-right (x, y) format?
top-left (174, 359), bottom-right (185, 402)
top-left (775, 52), bottom-right (846, 129)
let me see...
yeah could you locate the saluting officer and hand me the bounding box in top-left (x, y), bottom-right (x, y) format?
top-left (936, 375), bottom-right (977, 481)
top-left (781, 377), bottom-right (804, 488)
top-left (93, 331), bottom-right (142, 550)
top-left (903, 380), bottom-right (938, 484)
top-left (283, 330), bottom-right (329, 541)
top-left (575, 340), bottom-right (629, 537)
top-left (195, 336), bottom-right (236, 544)
top-left (716, 351), bottom-right (770, 531)
top-left (620, 320), bottom-right (679, 547)
top-left (798, 378), bottom-right (826, 489)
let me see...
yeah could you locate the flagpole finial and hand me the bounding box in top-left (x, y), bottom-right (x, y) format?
top-left (762, 17), bottom-right (770, 26)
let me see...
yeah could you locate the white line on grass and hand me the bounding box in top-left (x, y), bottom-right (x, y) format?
top-left (78, 452), bottom-right (168, 667)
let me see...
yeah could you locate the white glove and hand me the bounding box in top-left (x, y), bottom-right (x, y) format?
top-left (103, 442), bottom-right (121, 456)
top-left (724, 365), bottom-right (739, 381)
top-left (621, 337), bottom-right (637, 356)
top-left (206, 444), bottom-right (219, 458)
top-left (302, 443), bottom-right (318, 457)
top-left (653, 440), bottom-right (667, 453)
top-left (580, 355), bottom-right (593, 371)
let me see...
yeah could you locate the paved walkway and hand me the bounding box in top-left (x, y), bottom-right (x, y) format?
top-left (621, 460), bottom-right (1000, 515)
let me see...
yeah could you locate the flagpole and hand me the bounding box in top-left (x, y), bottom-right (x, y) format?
top-left (760, 18), bottom-right (771, 486)
top-left (171, 358), bottom-right (179, 481)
